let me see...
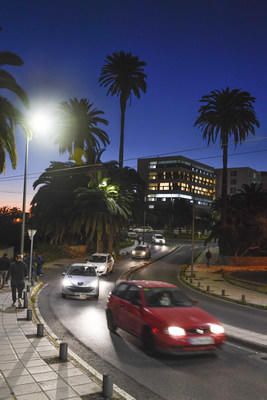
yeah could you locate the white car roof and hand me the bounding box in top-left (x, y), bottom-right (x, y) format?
top-left (91, 253), bottom-right (110, 257)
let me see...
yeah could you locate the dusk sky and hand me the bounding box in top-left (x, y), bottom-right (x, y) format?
top-left (1, 0), bottom-right (267, 208)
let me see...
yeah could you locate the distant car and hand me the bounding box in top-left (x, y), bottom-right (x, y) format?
top-left (131, 244), bottom-right (151, 259)
top-left (152, 234), bottom-right (166, 245)
top-left (128, 230), bottom-right (137, 239)
top-left (133, 226), bottom-right (153, 233)
top-left (106, 280), bottom-right (225, 355)
top-left (86, 253), bottom-right (114, 276)
top-left (62, 263), bottom-right (99, 299)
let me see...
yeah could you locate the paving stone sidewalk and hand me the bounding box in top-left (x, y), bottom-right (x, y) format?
top-left (0, 288), bottom-right (107, 400)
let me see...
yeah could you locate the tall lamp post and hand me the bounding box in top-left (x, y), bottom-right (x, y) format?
top-left (20, 134), bottom-right (30, 255)
top-left (28, 229), bottom-right (37, 286)
top-left (20, 107), bottom-right (55, 256)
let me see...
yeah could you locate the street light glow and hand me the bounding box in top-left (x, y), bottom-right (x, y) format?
top-left (28, 107), bottom-right (56, 137)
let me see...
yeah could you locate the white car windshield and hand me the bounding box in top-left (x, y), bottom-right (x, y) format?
top-left (88, 255), bottom-right (107, 263)
top-left (67, 266), bottom-right (97, 276)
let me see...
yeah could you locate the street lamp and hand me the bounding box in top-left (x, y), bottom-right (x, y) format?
top-left (20, 132), bottom-right (31, 255)
top-left (20, 107), bottom-right (55, 256)
top-left (28, 229), bottom-right (37, 285)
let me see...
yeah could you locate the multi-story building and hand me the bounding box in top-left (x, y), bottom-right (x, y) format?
top-left (215, 167), bottom-right (262, 197)
top-left (137, 156), bottom-right (216, 209)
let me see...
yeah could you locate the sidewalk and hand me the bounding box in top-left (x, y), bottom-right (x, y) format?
top-left (0, 287), bottom-right (119, 400)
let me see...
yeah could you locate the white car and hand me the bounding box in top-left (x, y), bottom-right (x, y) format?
top-left (133, 226), bottom-right (153, 233)
top-left (62, 263), bottom-right (99, 299)
top-left (152, 234), bottom-right (166, 245)
top-left (131, 244), bottom-right (151, 259)
top-left (128, 230), bottom-right (137, 239)
top-left (86, 253), bottom-right (114, 276)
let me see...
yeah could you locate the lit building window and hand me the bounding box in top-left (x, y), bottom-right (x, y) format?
top-left (148, 173), bottom-right (157, 180)
top-left (159, 182), bottom-right (170, 190)
top-left (149, 161), bottom-right (157, 169)
top-left (148, 184), bottom-right (158, 191)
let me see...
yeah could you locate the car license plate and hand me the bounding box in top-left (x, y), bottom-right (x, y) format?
top-left (78, 294), bottom-right (87, 298)
top-left (189, 336), bottom-right (214, 345)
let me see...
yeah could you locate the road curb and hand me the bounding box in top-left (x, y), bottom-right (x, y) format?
top-left (179, 265), bottom-right (267, 311)
top-left (32, 283), bottom-right (136, 400)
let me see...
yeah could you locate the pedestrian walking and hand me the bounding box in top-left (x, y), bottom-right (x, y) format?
top-left (36, 254), bottom-right (44, 277)
top-left (7, 254), bottom-right (28, 307)
top-left (205, 249), bottom-right (212, 267)
top-left (138, 235), bottom-right (142, 245)
top-left (0, 253), bottom-right (10, 288)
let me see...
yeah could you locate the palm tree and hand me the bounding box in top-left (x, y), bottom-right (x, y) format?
top-left (99, 51), bottom-right (147, 167)
top-left (73, 176), bottom-right (132, 252)
top-left (55, 98), bottom-right (109, 164)
top-left (0, 51), bottom-right (28, 172)
top-left (194, 88), bottom-right (259, 231)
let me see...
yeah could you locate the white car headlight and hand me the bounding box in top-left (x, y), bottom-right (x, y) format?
top-left (141, 251), bottom-right (146, 256)
top-left (62, 277), bottom-right (72, 287)
top-left (167, 326), bottom-right (186, 337)
top-left (209, 324), bottom-right (225, 334)
top-left (90, 280), bottom-right (99, 288)
top-left (132, 250), bottom-right (136, 255)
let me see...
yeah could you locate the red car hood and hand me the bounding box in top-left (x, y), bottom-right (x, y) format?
top-left (146, 306), bottom-right (220, 328)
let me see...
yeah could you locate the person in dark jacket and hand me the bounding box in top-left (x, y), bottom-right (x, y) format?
top-left (7, 254), bottom-right (28, 307)
top-left (0, 253), bottom-right (10, 287)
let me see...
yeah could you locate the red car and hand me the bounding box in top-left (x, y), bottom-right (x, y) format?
top-left (106, 280), bottom-right (225, 354)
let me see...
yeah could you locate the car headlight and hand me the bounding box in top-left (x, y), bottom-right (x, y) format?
top-left (141, 251), bottom-right (146, 256)
top-left (132, 250), bottom-right (136, 255)
top-left (166, 326), bottom-right (186, 337)
top-left (97, 265), bottom-right (105, 271)
top-left (62, 277), bottom-right (72, 287)
top-left (209, 323), bottom-right (224, 334)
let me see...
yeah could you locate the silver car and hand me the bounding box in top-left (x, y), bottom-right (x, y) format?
top-left (131, 244), bottom-right (151, 259)
top-left (152, 234), bottom-right (166, 245)
top-left (62, 263), bottom-right (99, 299)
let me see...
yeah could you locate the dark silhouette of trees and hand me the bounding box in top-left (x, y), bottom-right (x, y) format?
top-left (55, 98), bottom-right (109, 164)
top-left (0, 51), bottom-right (28, 172)
top-left (195, 88), bottom-right (259, 253)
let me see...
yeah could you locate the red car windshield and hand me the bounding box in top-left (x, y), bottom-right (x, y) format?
top-left (144, 288), bottom-right (193, 307)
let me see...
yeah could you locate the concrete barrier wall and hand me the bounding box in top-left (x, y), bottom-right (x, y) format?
top-left (230, 256), bottom-right (267, 266)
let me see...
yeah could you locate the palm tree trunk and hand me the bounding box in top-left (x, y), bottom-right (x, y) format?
top-left (221, 135), bottom-right (228, 226)
top-left (119, 97), bottom-right (126, 168)
top-left (220, 134), bottom-right (229, 255)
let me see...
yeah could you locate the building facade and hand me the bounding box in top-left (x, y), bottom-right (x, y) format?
top-left (138, 156), bottom-right (216, 209)
top-left (215, 167), bottom-right (262, 197)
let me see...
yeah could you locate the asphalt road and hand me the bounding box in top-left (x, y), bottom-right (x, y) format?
top-left (38, 239), bottom-right (267, 400)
